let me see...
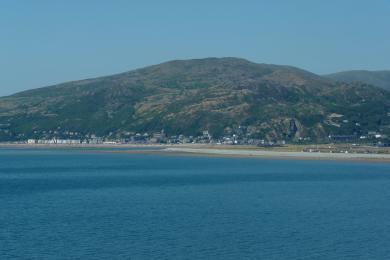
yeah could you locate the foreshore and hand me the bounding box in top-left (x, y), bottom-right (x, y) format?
top-left (162, 147), bottom-right (390, 162)
top-left (1, 143), bottom-right (390, 162)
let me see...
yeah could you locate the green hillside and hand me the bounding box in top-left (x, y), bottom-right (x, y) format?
top-left (325, 70), bottom-right (390, 91)
top-left (0, 58), bottom-right (389, 142)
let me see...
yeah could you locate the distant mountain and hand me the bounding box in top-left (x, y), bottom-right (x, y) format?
top-left (325, 70), bottom-right (390, 91)
top-left (0, 58), bottom-right (389, 142)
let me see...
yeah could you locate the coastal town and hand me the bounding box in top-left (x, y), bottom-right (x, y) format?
top-left (17, 128), bottom-right (389, 148)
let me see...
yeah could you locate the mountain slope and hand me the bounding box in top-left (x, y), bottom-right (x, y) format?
top-left (0, 58), bottom-right (389, 142)
top-left (325, 70), bottom-right (390, 91)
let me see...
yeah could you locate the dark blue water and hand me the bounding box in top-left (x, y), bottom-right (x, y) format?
top-left (1, 148), bottom-right (390, 259)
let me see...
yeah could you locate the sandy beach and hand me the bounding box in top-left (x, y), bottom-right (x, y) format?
top-left (163, 147), bottom-right (390, 162)
top-left (1, 143), bottom-right (390, 162)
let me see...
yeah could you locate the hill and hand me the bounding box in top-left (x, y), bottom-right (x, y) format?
top-left (325, 70), bottom-right (390, 91)
top-left (0, 58), bottom-right (389, 142)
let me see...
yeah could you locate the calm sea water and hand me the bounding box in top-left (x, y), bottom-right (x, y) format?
top-left (1, 148), bottom-right (390, 260)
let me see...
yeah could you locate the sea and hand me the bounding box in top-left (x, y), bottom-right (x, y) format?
top-left (1, 148), bottom-right (390, 260)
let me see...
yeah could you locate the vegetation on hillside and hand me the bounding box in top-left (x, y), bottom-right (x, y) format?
top-left (0, 58), bottom-right (389, 142)
top-left (325, 70), bottom-right (390, 91)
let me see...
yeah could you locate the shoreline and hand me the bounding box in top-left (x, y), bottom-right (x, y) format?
top-left (1, 143), bottom-right (390, 163)
top-left (162, 147), bottom-right (390, 163)
top-left (0, 143), bottom-right (172, 149)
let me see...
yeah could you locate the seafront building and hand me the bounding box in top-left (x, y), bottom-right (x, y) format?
top-left (23, 128), bottom-right (390, 147)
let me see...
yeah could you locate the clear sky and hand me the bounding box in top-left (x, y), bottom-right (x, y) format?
top-left (1, 0), bottom-right (389, 96)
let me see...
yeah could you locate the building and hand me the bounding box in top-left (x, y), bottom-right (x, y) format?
top-left (27, 139), bottom-right (37, 144)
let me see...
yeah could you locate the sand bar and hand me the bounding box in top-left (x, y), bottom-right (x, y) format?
top-left (164, 147), bottom-right (390, 162)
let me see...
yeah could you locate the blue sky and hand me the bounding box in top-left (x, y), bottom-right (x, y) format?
top-left (1, 0), bottom-right (389, 96)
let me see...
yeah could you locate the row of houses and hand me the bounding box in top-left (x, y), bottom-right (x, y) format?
top-left (27, 139), bottom-right (83, 144)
